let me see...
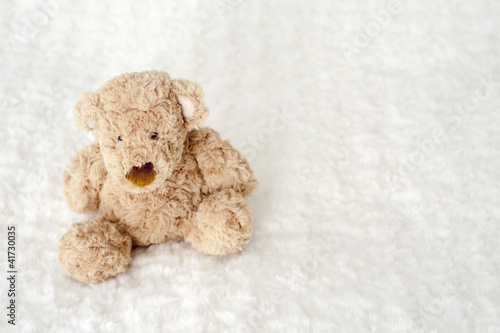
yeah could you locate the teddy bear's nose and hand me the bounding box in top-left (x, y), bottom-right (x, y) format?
top-left (125, 162), bottom-right (156, 187)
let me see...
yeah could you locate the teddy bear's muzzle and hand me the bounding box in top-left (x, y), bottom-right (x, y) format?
top-left (125, 162), bottom-right (157, 187)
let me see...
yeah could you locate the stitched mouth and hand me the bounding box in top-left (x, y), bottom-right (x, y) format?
top-left (125, 162), bottom-right (157, 187)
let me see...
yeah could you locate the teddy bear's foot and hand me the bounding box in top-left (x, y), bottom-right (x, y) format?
top-left (58, 219), bottom-right (132, 283)
top-left (186, 189), bottom-right (252, 255)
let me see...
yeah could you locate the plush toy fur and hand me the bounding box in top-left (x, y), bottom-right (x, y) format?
top-left (58, 71), bottom-right (258, 283)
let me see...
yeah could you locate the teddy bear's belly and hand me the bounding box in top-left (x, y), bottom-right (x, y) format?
top-left (100, 182), bottom-right (203, 246)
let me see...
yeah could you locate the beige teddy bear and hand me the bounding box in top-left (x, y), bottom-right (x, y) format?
top-left (58, 71), bottom-right (258, 283)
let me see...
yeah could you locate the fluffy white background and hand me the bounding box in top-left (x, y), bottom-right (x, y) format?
top-left (1, 0), bottom-right (500, 332)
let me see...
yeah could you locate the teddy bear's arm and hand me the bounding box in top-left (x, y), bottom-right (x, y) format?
top-left (64, 142), bottom-right (107, 214)
top-left (188, 128), bottom-right (258, 197)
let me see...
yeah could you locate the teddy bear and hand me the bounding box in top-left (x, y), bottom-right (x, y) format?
top-left (58, 71), bottom-right (258, 283)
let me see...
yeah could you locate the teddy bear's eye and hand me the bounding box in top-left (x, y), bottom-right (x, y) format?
top-left (118, 135), bottom-right (123, 141)
top-left (151, 132), bottom-right (159, 140)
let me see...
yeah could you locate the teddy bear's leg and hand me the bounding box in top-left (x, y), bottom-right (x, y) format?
top-left (186, 188), bottom-right (252, 255)
top-left (57, 219), bottom-right (132, 283)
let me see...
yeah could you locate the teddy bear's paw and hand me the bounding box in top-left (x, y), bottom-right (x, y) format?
top-left (188, 189), bottom-right (253, 256)
top-left (58, 219), bottom-right (132, 283)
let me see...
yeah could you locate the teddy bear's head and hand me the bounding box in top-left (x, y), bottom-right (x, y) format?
top-left (73, 71), bottom-right (208, 193)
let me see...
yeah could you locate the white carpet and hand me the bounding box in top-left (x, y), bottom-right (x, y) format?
top-left (1, 0), bottom-right (500, 332)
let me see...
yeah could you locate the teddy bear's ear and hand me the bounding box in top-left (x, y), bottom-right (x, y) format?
top-left (171, 79), bottom-right (208, 130)
top-left (73, 92), bottom-right (101, 132)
